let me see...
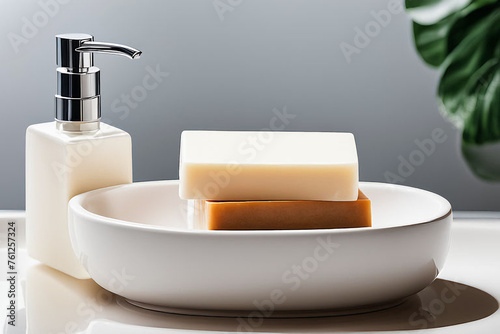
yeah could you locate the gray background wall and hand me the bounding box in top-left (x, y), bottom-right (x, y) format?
top-left (1, 0), bottom-right (499, 211)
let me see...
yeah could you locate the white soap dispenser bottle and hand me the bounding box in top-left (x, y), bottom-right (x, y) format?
top-left (26, 33), bottom-right (141, 279)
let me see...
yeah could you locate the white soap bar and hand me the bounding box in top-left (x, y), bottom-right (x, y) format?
top-left (179, 131), bottom-right (358, 201)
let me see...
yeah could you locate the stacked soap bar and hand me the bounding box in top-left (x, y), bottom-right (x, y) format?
top-left (189, 191), bottom-right (371, 230)
top-left (179, 131), bottom-right (371, 230)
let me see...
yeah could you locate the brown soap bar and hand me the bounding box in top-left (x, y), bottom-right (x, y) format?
top-left (205, 190), bottom-right (371, 230)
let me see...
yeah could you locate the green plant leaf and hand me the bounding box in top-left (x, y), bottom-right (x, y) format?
top-left (437, 6), bottom-right (500, 144)
top-left (447, 1), bottom-right (499, 51)
top-left (409, 0), bottom-right (497, 67)
top-left (407, 0), bottom-right (500, 179)
top-left (411, 15), bottom-right (459, 67)
top-left (405, 0), bottom-right (474, 25)
top-left (462, 61), bottom-right (500, 144)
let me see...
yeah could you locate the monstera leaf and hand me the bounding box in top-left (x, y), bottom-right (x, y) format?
top-left (406, 0), bottom-right (500, 146)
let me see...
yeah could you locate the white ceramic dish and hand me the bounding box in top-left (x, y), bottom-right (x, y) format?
top-left (68, 181), bottom-right (452, 317)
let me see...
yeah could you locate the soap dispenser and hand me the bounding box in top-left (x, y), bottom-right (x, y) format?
top-left (26, 34), bottom-right (141, 279)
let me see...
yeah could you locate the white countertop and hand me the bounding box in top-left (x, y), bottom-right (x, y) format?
top-left (1, 211), bottom-right (499, 333)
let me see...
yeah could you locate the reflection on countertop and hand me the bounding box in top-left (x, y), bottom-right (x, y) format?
top-left (21, 262), bottom-right (498, 334)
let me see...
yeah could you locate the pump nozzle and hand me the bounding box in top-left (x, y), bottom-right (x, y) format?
top-left (76, 41), bottom-right (142, 60)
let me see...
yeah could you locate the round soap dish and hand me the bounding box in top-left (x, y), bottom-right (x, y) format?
top-left (68, 180), bottom-right (452, 314)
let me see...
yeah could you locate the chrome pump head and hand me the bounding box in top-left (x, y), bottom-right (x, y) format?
top-left (55, 33), bottom-right (141, 131)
